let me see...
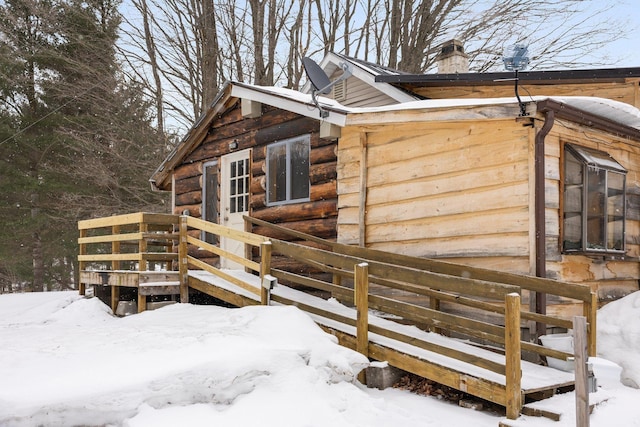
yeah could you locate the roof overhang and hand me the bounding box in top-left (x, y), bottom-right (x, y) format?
top-left (230, 82), bottom-right (348, 126)
top-left (149, 81), bottom-right (348, 191)
top-left (536, 98), bottom-right (640, 142)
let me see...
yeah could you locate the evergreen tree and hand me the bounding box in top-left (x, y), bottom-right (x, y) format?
top-left (0, 0), bottom-right (168, 292)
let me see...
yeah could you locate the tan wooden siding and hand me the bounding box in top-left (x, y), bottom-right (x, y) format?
top-left (337, 120), bottom-right (532, 258)
top-left (413, 79), bottom-right (640, 109)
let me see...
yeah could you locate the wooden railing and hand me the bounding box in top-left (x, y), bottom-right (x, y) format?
top-left (244, 216), bottom-right (597, 358)
top-left (78, 212), bottom-right (593, 419)
top-left (263, 237), bottom-right (527, 417)
top-left (177, 216), bottom-right (270, 303)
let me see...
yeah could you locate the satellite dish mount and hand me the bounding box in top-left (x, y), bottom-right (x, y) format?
top-left (302, 57), bottom-right (352, 118)
top-left (503, 44), bottom-right (530, 116)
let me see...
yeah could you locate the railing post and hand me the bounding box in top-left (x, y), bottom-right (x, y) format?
top-left (574, 316), bottom-right (590, 427)
top-left (429, 291), bottom-right (441, 334)
top-left (505, 292), bottom-right (522, 420)
top-left (355, 262), bottom-right (369, 383)
top-left (138, 220), bottom-right (148, 272)
top-left (179, 215), bottom-right (189, 303)
top-left (111, 225), bottom-right (121, 271)
top-left (583, 291), bottom-right (597, 357)
top-left (260, 241), bottom-right (272, 305)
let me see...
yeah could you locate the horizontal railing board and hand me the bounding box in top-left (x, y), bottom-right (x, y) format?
top-left (270, 269), bottom-right (352, 300)
top-left (186, 235), bottom-right (260, 272)
top-left (369, 294), bottom-right (506, 344)
top-left (78, 212), bottom-right (178, 230)
top-left (247, 216), bottom-right (592, 302)
top-left (187, 216), bottom-right (268, 247)
top-left (187, 256), bottom-right (260, 297)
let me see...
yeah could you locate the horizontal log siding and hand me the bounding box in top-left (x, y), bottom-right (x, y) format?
top-left (542, 120), bottom-right (640, 300)
top-left (414, 80), bottom-right (640, 109)
top-left (172, 101), bottom-right (339, 269)
top-left (337, 120), bottom-right (532, 261)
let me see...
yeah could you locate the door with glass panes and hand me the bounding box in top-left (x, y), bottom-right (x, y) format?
top-left (220, 149), bottom-right (250, 269)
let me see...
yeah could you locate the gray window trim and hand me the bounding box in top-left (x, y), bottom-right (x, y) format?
top-left (563, 144), bottom-right (627, 254)
top-left (265, 135), bottom-right (311, 207)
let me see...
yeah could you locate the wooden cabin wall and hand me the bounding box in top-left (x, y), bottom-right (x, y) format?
top-left (171, 100), bottom-right (338, 268)
top-left (412, 79), bottom-right (640, 109)
top-left (337, 118), bottom-right (534, 276)
top-left (542, 121), bottom-right (640, 302)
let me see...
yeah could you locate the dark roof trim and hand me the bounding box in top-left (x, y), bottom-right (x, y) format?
top-left (536, 98), bottom-right (640, 142)
top-left (376, 67), bottom-right (640, 87)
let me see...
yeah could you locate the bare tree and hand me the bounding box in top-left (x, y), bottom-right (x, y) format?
top-left (118, 0), bottom-right (627, 133)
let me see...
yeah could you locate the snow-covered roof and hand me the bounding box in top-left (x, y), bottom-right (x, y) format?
top-left (152, 80), bottom-right (640, 191)
top-left (235, 82), bottom-right (640, 131)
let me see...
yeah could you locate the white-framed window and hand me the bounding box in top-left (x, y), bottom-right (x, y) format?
top-left (563, 144), bottom-right (626, 253)
top-left (266, 135), bottom-right (310, 206)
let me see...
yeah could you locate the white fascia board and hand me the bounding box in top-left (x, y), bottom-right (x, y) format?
top-left (230, 83), bottom-right (347, 127)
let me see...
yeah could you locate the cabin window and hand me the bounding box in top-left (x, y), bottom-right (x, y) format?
top-left (266, 135), bottom-right (310, 205)
top-left (563, 144), bottom-right (626, 253)
top-left (202, 161), bottom-right (218, 244)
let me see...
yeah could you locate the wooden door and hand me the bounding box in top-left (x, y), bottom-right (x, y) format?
top-left (219, 149), bottom-right (250, 269)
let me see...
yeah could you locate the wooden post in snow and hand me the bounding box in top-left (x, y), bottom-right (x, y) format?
top-left (574, 316), bottom-right (589, 427)
top-left (260, 241), bottom-right (272, 305)
top-left (178, 215), bottom-right (189, 303)
top-left (583, 292), bottom-right (597, 357)
top-left (355, 262), bottom-right (369, 383)
top-left (505, 292), bottom-right (522, 420)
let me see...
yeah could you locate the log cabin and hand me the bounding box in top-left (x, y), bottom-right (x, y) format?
top-left (150, 50), bottom-right (640, 317)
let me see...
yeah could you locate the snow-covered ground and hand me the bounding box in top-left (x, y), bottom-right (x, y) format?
top-left (0, 290), bottom-right (639, 426)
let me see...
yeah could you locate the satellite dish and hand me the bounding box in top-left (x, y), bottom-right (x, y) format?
top-left (302, 56), bottom-right (353, 118)
top-left (302, 57), bottom-right (332, 94)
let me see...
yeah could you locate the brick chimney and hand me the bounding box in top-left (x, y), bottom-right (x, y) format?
top-left (436, 39), bottom-right (469, 74)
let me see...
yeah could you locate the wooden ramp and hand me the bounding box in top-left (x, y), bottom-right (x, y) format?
top-left (188, 269), bottom-right (575, 412)
top-left (78, 212), bottom-right (597, 421)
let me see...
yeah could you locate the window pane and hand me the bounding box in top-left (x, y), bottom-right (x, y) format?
top-left (586, 167), bottom-right (605, 250)
top-left (565, 151), bottom-right (582, 185)
top-left (230, 196), bottom-right (236, 214)
top-left (290, 138), bottom-right (310, 200)
top-left (231, 161), bottom-right (237, 178)
top-left (607, 172), bottom-right (625, 250)
top-left (267, 143), bottom-right (287, 203)
top-left (563, 213), bottom-right (582, 251)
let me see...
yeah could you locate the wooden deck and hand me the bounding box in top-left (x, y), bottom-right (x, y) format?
top-left (78, 212), bottom-right (598, 421)
top-left (80, 270), bottom-right (180, 313)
